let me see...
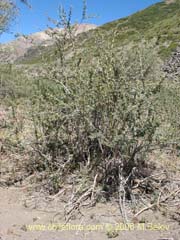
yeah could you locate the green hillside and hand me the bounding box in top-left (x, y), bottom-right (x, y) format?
top-left (19, 0), bottom-right (180, 64)
top-left (99, 0), bottom-right (180, 57)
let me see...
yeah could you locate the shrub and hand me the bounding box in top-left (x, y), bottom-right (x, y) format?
top-left (29, 18), bottom-right (163, 194)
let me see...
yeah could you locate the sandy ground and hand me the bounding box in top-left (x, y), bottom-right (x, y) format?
top-left (0, 186), bottom-right (179, 240)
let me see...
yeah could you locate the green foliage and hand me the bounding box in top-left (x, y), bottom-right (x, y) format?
top-left (0, 0), bottom-right (17, 35)
top-left (0, 64), bottom-right (30, 102)
top-left (0, 64), bottom-right (34, 151)
top-left (29, 17), bottom-right (163, 194)
top-left (156, 81), bottom-right (180, 143)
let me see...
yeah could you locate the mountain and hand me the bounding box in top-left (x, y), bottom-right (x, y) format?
top-left (22, 0), bottom-right (180, 64)
top-left (0, 0), bottom-right (180, 64)
top-left (0, 24), bottom-right (97, 63)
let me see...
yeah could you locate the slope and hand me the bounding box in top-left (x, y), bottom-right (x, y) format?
top-left (15, 0), bottom-right (180, 64)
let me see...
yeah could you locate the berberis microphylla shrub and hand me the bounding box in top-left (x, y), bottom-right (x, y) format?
top-left (28, 5), bottom-right (164, 195)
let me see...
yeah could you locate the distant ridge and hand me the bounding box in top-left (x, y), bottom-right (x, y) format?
top-left (0, 24), bottom-right (97, 63)
top-left (0, 0), bottom-right (180, 64)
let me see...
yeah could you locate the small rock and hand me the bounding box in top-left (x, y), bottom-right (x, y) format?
top-left (21, 225), bottom-right (27, 232)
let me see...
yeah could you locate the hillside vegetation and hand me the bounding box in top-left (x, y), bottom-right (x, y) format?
top-left (13, 0), bottom-right (180, 64)
top-left (0, 0), bottom-right (180, 225)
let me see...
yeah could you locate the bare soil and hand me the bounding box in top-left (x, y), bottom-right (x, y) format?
top-left (0, 185), bottom-right (179, 240)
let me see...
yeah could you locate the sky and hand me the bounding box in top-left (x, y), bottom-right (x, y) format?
top-left (0, 0), bottom-right (162, 43)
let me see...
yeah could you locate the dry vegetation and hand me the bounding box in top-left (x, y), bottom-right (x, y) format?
top-left (0, 1), bottom-right (180, 234)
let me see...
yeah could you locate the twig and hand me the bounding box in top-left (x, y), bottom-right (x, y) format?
top-left (132, 172), bottom-right (167, 189)
top-left (91, 173), bottom-right (98, 202)
top-left (134, 188), bottom-right (180, 218)
top-left (157, 191), bottom-right (162, 209)
top-left (118, 167), bottom-right (128, 223)
top-left (65, 187), bottom-right (93, 223)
